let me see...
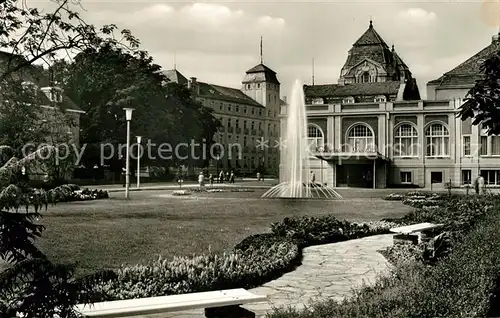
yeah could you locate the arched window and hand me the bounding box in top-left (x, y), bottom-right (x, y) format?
top-left (307, 124), bottom-right (324, 151)
top-left (394, 123), bottom-right (418, 157)
top-left (347, 124), bottom-right (375, 152)
top-left (343, 96), bottom-right (355, 104)
top-left (312, 97), bottom-right (324, 105)
top-left (425, 123), bottom-right (450, 157)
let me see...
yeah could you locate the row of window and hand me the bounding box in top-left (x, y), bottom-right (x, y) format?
top-left (308, 122), bottom-right (500, 157)
top-left (215, 156), bottom-right (278, 169)
top-left (463, 135), bottom-right (500, 156)
top-left (311, 95), bottom-right (387, 105)
top-left (399, 171), bottom-right (443, 184)
top-left (202, 99), bottom-right (278, 118)
top-left (308, 122), bottom-right (454, 157)
top-left (398, 170), bottom-right (500, 186)
top-left (222, 119), bottom-right (278, 133)
top-left (244, 83), bottom-right (278, 90)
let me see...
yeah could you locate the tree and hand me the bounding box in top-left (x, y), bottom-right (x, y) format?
top-left (0, 145), bottom-right (116, 317)
top-left (0, 0), bottom-right (139, 81)
top-left (459, 49), bottom-right (500, 135)
top-left (0, 0), bottom-right (141, 316)
top-left (57, 46), bottom-right (221, 171)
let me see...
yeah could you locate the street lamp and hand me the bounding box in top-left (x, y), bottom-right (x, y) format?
top-left (318, 146), bottom-right (325, 186)
top-left (124, 108), bottom-right (134, 199)
top-left (136, 136), bottom-right (142, 188)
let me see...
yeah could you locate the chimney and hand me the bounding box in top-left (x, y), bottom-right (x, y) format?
top-left (188, 77), bottom-right (199, 95)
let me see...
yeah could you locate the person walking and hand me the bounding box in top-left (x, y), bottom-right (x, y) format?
top-left (209, 174), bottom-right (214, 187)
top-left (310, 171), bottom-right (316, 185)
top-left (219, 170), bottom-right (224, 184)
top-left (230, 171), bottom-right (235, 184)
top-left (478, 174), bottom-right (485, 195)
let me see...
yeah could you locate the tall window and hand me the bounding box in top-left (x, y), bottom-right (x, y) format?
top-left (307, 124), bottom-right (324, 151)
top-left (362, 72), bottom-right (370, 83)
top-left (394, 123), bottom-right (418, 157)
top-left (463, 136), bottom-right (471, 156)
top-left (492, 136), bottom-right (500, 155)
top-left (481, 136), bottom-right (488, 155)
top-left (425, 123), bottom-right (449, 157)
top-left (347, 124), bottom-right (375, 152)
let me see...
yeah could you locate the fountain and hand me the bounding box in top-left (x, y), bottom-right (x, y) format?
top-left (262, 79), bottom-right (341, 199)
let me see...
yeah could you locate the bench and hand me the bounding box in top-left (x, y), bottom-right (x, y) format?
top-left (390, 222), bottom-right (444, 245)
top-left (74, 288), bottom-right (267, 318)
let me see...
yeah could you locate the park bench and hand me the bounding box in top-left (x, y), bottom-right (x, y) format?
top-left (390, 222), bottom-right (444, 245)
top-left (75, 288), bottom-right (267, 318)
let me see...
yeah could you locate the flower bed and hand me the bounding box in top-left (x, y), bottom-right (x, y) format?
top-left (270, 216), bottom-right (398, 248)
top-left (171, 190), bottom-right (191, 196)
top-left (41, 184), bottom-right (109, 203)
top-left (93, 239), bottom-right (300, 300)
top-left (87, 215), bottom-right (392, 302)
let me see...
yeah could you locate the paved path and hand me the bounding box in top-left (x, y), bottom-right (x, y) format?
top-left (131, 234), bottom-right (393, 318)
top-left (94, 180), bottom-right (278, 193)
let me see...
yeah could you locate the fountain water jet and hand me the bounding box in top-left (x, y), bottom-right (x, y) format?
top-left (262, 79), bottom-right (341, 199)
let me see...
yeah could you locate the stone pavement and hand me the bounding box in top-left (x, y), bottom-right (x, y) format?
top-left (132, 234), bottom-right (394, 318)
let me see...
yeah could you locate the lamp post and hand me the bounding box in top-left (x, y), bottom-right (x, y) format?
top-left (318, 146), bottom-right (324, 186)
top-left (136, 136), bottom-right (142, 188)
top-left (124, 108), bottom-right (134, 199)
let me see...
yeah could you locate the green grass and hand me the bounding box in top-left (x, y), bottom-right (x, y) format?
top-left (35, 189), bottom-right (412, 275)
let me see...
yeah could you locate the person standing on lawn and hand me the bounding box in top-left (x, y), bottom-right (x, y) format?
top-left (198, 171), bottom-right (205, 191)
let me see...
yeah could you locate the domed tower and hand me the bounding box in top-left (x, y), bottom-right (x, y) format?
top-left (338, 20), bottom-right (412, 85)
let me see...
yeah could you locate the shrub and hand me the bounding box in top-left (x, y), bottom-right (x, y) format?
top-left (270, 216), bottom-right (396, 248)
top-left (93, 240), bottom-right (300, 300)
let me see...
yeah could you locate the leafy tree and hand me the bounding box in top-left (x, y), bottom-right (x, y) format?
top-left (57, 46), bottom-right (221, 172)
top-left (0, 146), bottom-right (116, 317)
top-left (459, 49), bottom-right (500, 134)
top-left (0, 0), bottom-right (142, 316)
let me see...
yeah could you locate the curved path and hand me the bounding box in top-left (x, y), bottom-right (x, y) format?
top-left (150, 234), bottom-right (394, 318)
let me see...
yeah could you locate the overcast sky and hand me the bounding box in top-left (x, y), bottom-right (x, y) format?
top-left (43, 0), bottom-right (500, 99)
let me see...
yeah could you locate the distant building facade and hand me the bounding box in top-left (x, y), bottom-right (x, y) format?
top-left (280, 21), bottom-right (500, 188)
top-left (0, 51), bottom-right (84, 147)
top-left (163, 63), bottom-right (284, 175)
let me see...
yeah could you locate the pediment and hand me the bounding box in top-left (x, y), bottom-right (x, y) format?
top-left (345, 58), bottom-right (387, 77)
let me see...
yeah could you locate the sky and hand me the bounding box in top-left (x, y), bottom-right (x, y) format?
top-left (34, 0), bottom-right (500, 100)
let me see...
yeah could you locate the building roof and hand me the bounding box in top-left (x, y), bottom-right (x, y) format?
top-left (304, 81), bottom-right (402, 98)
top-left (242, 63), bottom-right (280, 84)
top-left (353, 20), bottom-right (389, 47)
top-left (198, 82), bottom-right (264, 108)
top-left (161, 69), bottom-right (188, 85)
top-left (428, 35), bottom-right (500, 87)
top-left (342, 21), bottom-right (408, 72)
top-left (0, 50), bottom-right (82, 112)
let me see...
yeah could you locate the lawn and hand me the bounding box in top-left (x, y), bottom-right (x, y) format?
top-left (36, 189), bottom-right (412, 275)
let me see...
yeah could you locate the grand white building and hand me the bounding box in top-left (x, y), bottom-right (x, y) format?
top-left (280, 21), bottom-right (500, 188)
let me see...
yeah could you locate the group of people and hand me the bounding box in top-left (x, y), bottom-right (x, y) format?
top-left (198, 170), bottom-right (235, 190)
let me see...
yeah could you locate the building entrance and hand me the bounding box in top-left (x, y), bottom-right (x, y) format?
top-left (336, 164), bottom-right (373, 187)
